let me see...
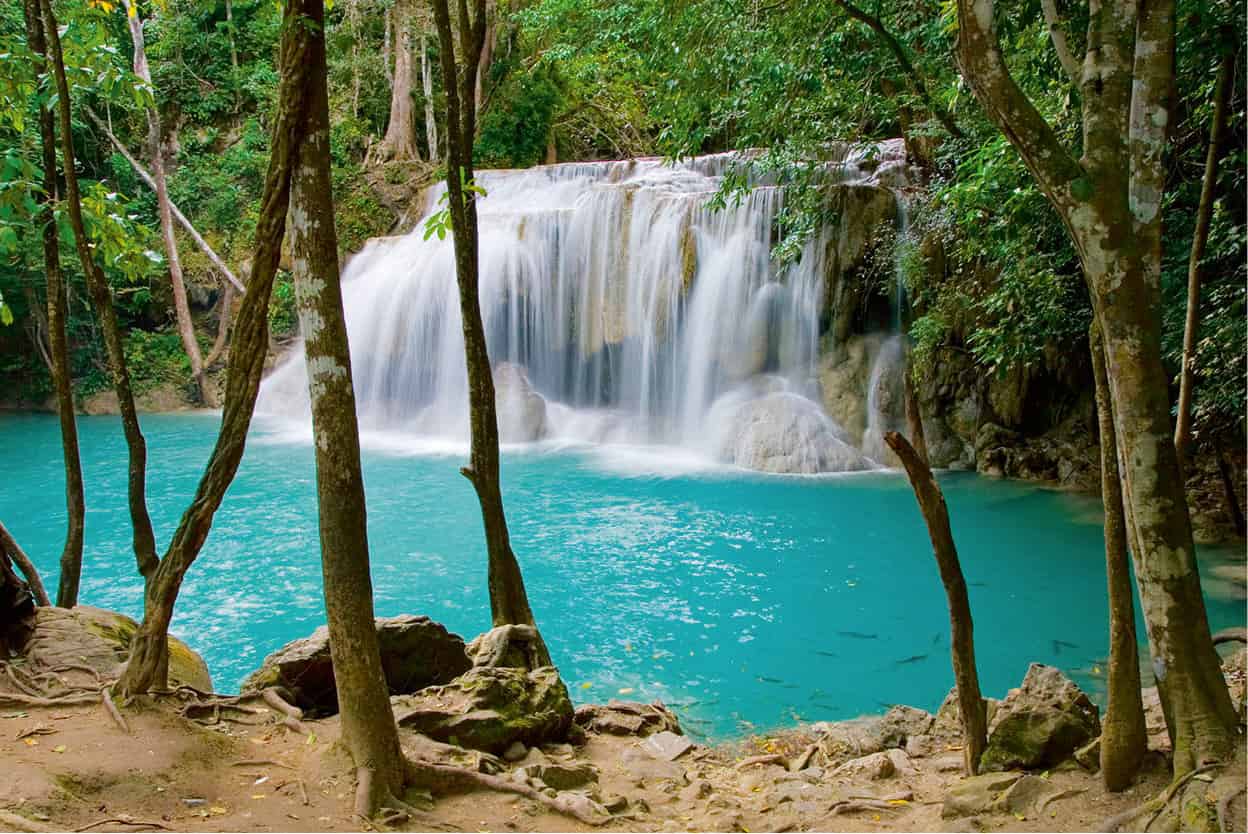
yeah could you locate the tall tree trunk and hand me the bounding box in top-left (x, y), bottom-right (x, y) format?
top-left (421, 29), bottom-right (438, 162)
top-left (473, 0), bottom-right (495, 117)
top-left (40, 0), bottom-right (159, 594)
top-left (431, 0), bottom-right (549, 660)
top-left (1215, 444), bottom-right (1246, 538)
top-left (1091, 323), bottom-right (1147, 791)
top-left (884, 431), bottom-right (986, 775)
top-left (115, 0), bottom-right (318, 697)
top-left (953, 0), bottom-right (1237, 775)
top-left (288, 4), bottom-right (407, 806)
top-left (125, 0), bottom-right (208, 405)
top-left (204, 284), bottom-right (234, 369)
top-left (225, 0), bottom-right (241, 113)
top-left (22, 0), bottom-right (84, 609)
top-left (381, 0), bottom-right (420, 161)
top-left (1174, 45), bottom-right (1234, 472)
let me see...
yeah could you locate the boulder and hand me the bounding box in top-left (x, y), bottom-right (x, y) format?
top-left (875, 704), bottom-right (935, 749)
top-left (708, 389), bottom-right (871, 474)
top-left (518, 761), bottom-right (599, 791)
top-left (392, 665), bottom-right (574, 754)
top-left (494, 363), bottom-right (548, 443)
top-left (24, 605), bottom-right (211, 691)
top-left (242, 614), bottom-right (470, 714)
top-left (941, 772), bottom-right (1024, 818)
top-left (574, 700), bottom-right (683, 737)
top-left (830, 751), bottom-right (896, 781)
top-left (640, 730), bottom-right (694, 761)
top-left (980, 664), bottom-right (1101, 772)
top-left (932, 688), bottom-right (1000, 739)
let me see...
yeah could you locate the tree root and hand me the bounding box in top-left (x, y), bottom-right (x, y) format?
top-left (230, 759), bottom-right (296, 770)
top-left (1100, 763), bottom-right (1224, 832)
top-left (402, 759), bottom-right (611, 825)
top-left (74, 818), bottom-right (172, 831)
top-left (734, 753), bottom-right (785, 770)
top-left (1217, 786), bottom-right (1245, 833)
top-left (0, 692), bottom-right (100, 707)
top-left (790, 742), bottom-right (820, 771)
top-left (0, 810), bottom-right (54, 832)
top-left (261, 688), bottom-right (303, 719)
top-left (101, 687), bottom-right (129, 734)
top-left (830, 799), bottom-right (904, 815)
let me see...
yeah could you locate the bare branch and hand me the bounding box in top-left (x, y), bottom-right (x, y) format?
top-left (1040, 0), bottom-right (1081, 84)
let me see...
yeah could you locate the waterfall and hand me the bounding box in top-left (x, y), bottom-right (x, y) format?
top-left (861, 191), bottom-right (911, 465)
top-left (258, 149), bottom-right (907, 474)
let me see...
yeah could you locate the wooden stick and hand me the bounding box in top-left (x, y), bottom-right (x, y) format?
top-left (83, 107), bottom-right (245, 294)
top-left (405, 760), bottom-right (611, 825)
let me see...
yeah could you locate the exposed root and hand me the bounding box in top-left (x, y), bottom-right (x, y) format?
top-left (74, 818), bottom-right (172, 831)
top-left (790, 742), bottom-right (820, 771)
top-left (261, 687), bottom-right (304, 719)
top-left (830, 798), bottom-right (905, 815)
top-left (1100, 763), bottom-right (1224, 832)
top-left (101, 687), bottom-right (130, 734)
top-left (0, 691), bottom-right (100, 707)
top-left (403, 759), bottom-right (612, 825)
top-left (1217, 786), bottom-right (1245, 832)
top-left (735, 753), bottom-right (785, 770)
top-left (230, 759), bottom-right (296, 770)
top-left (296, 778), bottom-right (310, 806)
top-left (1039, 787), bottom-right (1087, 813)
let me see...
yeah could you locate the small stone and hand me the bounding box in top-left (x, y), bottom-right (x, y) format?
top-left (601, 794), bottom-right (629, 813)
top-left (502, 741), bottom-right (528, 763)
top-left (642, 730), bottom-right (695, 761)
top-left (519, 761), bottom-right (599, 791)
top-left (830, 751), bottom-right (895, 781)
top-left (680, 781), bottom-right (713, 803)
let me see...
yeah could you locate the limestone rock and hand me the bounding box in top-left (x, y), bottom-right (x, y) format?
top-left (243, 614), bottom-right (470, 714)
top-left (519, 761), bottom-right (599, 791)
top-left (24, 605), bottom-right (211, 691)
top-left (494, 363), bottom-right (548, 443)
top-left (941, 772), bottom-right (1024, 818)
top-left (980, 664), bottom-right (1101, 772)
top-left (574, 700), bottom-right (683, 737)
top-left (708, 389), bottom-right (871, 474)
top-left (830, 751), bottom-right (895, 781)
top-left (392, 665), bottom-right (573, 754)
top-left (998, 774), bottom-right (1069, 817)
top-left (641, 730), bottom-right (695, 761)
top-left (875, 704), bottom-right (935, 749)
top-left (933, 688), bottom-right (1000, 739)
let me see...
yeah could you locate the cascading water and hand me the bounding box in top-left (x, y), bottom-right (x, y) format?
top-left (861, 191), bottom-right (911, 464)
top-left (258, 149), bottom-right (908, 473)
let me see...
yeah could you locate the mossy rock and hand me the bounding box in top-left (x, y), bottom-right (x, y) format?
top-left (27, 605), bottom-right (211, 691)
top-left (392, 665), bottom-right (573, 754)
top-left (980, 664), bottom-right (1099, 772)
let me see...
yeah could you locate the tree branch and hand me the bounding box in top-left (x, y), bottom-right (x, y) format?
top-left (1040, 0), bottom-right (1081, 85)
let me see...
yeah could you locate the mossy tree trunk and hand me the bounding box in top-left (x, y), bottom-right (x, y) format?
top-left (39, 0), bottom-right (158, 601)
top-left (884, 430), bottom-right (986, 774)
top-left (381, 0), bottom-right (421, 161)
top-left (287, 0), bottom-right (408, 808)
top-left (954, 0), bottom-right (1237, 775)
top-left (1091, 323), bottom-right (1147, 791)
top-left (21, 0), bottom-right (84, 609)
top-left (114, 0), bottom-right (317, 696)
top-left (430, 0), bottom-right (550, 662)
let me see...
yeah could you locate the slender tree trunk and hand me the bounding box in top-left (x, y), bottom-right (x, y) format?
top-left (1215, 443), bottom-right (1246, 538)
top-left (1091, 323), bottom-right (1147, 791)
top-left (40, 0), bottom-right (159, 593)
top-left (204, 284), bottom-right (234, 369)
top-left (1174, 46), bottom-right (1234, 472)
top-left (125, 0), bottom-right (208, 405)
top-left (288, 7), bottom-right (407, 805)
top-left (22, 0), bottom-right (84, 609)
top-left (381, 0), bottom-right (420, 160)
top-left (421, 29), bottom-right (438, 162)
top-left (0, 521), bottom-right (51, 608)
top-left (473, 0), bottom-right (495, 117)
top-left (115, 0), bottom-right (317, 696)
top-left (902, 346), bottom-right (928, 465)
top-left (225, 0), bottom-right (241, 113)
top-left (431, 0), bottom-right (549, 660)
top-left (884, 431), bottom-right (986, 774)
top-left (85, 106), bottom-right (245, 294)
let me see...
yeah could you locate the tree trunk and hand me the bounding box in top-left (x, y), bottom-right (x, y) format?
top-left (225, 0), bottom-right (241, 113)
top-left (884, 430), bottom-right (986, 775)
top-left (953, 0), bottom-right (1237, 776)
top-left (474, 0), bottom-right (495, 117)
top-left (288, 6), bottom-right (407, 804)
top-left (421, 29), bottom-right (438, 162)
top-left (0, 521), bottom-right (50, 608)
top-left (40, 0), bottom-right (159, 593)
top-left (902, 347), bottom-right (928, 466)
top-left (204, 284), bottom-right (234, 369)
top-left (1174, 45), bottom-right (1234, 473)
top-left (115, 0), bottom-right (318, 696)
top-left (430, 0), bottom-right (550, 662)
top-left (381, 0), bottom-right (420, 161)
top-left (1215, 444), bottom-right (1246, 538)
top-left (22, 0), bottom-right (84, 610)
top-left (125, 0), bottom-right (208, 405)
top-left (1091, 323), bottom-right (1147, 791)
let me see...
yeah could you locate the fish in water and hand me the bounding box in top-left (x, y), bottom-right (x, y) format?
top-left (1052, 639), bottom-right (1078, 654)
top-left (968, 581), bottom-right (988, 588)
top-left (814, 650), bottom-right (838, 658)
top-left (932, 632), bottom-right (943, 645)
top-left (838, 631), bottom-right (879, 640)
top-left (895, 654), bottom-right (928, 665)
top-left (757, 675), bottom-right (784, 684)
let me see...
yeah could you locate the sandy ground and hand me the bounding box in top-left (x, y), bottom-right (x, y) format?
top-left (2, 688), bottom-right (1238, 834)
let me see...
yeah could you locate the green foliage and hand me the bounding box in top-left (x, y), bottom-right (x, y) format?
top-left (475, 64), bottom-right (560, 168)
top-left (268, 273), bottom-right (297, 339)
top-left (123, 327), bottom-right (191, 393)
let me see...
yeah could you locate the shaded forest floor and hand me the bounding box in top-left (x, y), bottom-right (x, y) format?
top-left (1, 667), bottom-right (1243, 834)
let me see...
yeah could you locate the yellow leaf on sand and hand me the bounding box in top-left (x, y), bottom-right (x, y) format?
top-left (888, 799), bottom-right (909, 805)
top-left (209, 807), bottom-right (228, 816)
top-left (52, 745), bottom-right (66, 753)
top-left (251, 795), bottom-right (266, 800)
top-left (22, 738), bottom-right (37, 746)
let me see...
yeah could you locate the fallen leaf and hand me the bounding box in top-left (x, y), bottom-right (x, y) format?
top-left (22, 738), bottom-right (38, 746)
top-left (251, 794), bottom-right (266, 800)
top-left (52, 745), bottom-right (67, 754)
top-left (209, 806), bottom-right (228, 816)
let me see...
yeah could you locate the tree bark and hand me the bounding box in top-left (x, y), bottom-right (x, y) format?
top-left (1174, 44), bottom-right (1234, 473)
top-left (40, 0), bottom-right (159, 596)
top-left (0, 521), bottom-right (50, 608)
top-left (953, 0), bottom-right (1237, 776)
top-left (884, 431), bottom-right (986, 775)
top-left (115, 0), bottom-right (317, 696)
top-left (21, 0), bottom-right (84, 609)
top-left (84, 107), bottom-right (245, 294)
top-left (421, 29), bottom-right (438, 162)
top-left (381, 0), bottom-right (421, 161)
top-left (430, 0), bottom-right (550, 661)
top-left (225, 0), bottom-right (241, 112)
top-left (1215, 444), bottom-right (1246, 538)
top-left (288, 3), bottom-right (408, 803)
top-left (902, 346), bottom-right (928, 466)
top-left (204, 284), bottom-right (234, 369)
top-left (124, 0), bottom-right (209, 404)
top-left (1091, 323), bottom-right (1147, 791)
